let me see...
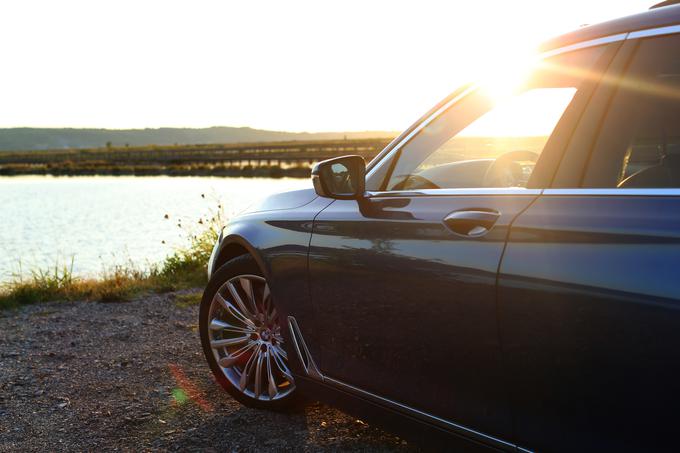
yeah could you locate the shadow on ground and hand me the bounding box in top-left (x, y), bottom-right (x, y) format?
top-left (0, 293), bottom-right (415, 452)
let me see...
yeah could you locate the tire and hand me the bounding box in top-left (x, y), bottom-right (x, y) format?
top-left (199, 254), bottom-right (300, 410)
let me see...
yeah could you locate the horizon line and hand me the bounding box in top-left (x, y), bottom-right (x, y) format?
top-left (0, 125), bottom-right (400, 133)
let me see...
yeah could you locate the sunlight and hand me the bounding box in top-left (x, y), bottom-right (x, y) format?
top-left (478, 51), bottom-right (540, 103)
top-left (459, 43), bottom-right (579, 139)
top-left (0, 0), bottom-right (653, 131)
top-left (461, 87), bottom-right (578, 138)
top-left (168, 363), bottom-right (214, 412)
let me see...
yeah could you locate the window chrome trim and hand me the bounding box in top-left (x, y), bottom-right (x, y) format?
top-left (367, 188), bottom-right (542, 198)
top-left (363, 188), bottom-right (680, 197)
top-left (629, 23), bottom-right (680, 40)
top-left (539, 33), bottom-right (629, 59)
top-left (287, 316), bottom-right (523, 452)
top-left (544, 188), bottom-right (680, 196)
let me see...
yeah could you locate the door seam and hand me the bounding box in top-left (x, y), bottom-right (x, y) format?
top-left (493, 189), bottom-right (544, 449)
top-left (304, 198), bottom-right (337, 371)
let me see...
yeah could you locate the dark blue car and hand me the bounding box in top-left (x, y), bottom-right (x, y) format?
top-left (200, 3), bottom-right (680, 451)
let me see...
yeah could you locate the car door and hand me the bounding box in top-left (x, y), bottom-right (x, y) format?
top-left (306, 43), bottom-right (615, 446)
top-left (499, 33), bottom-right (680, 452)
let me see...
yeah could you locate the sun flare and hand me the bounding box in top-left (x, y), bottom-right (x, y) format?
top-left (478, 51), bottom-right (541, 102)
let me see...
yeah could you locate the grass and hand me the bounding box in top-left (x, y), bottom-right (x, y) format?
top-left (0, 265), bottom-right (158, 310)
top-left (0, 202), bottom-right (224, 310)
top-left (173, 292), bottom-right (203, 308)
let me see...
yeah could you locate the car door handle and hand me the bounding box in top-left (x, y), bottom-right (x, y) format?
top-left (443, 209), bottom-right (501, 237)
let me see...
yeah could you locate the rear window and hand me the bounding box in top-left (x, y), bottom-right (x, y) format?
top-left (583, 34), bottom-right (680, 188)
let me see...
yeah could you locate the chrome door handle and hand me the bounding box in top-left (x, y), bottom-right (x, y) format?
top-left (443, 209), bottom-right (501, 237)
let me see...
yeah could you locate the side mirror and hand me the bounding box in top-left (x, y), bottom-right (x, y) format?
top-left (311, 155), bottom-right (366, 200)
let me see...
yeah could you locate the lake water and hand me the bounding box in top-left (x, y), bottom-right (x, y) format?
top-left (0, 176), bottom-right (310, 282)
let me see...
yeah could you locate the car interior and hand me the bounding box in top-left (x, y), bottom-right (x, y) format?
top-left (381, 48), bottom-right (605, 192)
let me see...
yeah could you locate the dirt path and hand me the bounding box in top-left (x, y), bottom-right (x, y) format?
top-left (0, 292), bottom-right (415, 452)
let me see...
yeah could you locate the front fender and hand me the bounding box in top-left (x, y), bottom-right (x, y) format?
top-left (207, 229), bottom-right (269, 281)
top-left (208, 197), bottom-right (333, 336)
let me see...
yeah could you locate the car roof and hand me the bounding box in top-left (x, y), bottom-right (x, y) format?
top-left (540, 4), bottom-right (680, 52)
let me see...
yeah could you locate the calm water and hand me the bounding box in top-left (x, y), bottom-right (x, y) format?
top-left (0, 176), bottom-right (310, 282)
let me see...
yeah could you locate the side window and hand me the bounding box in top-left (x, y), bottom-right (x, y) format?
top-left (378, 46), bottom-right (606, 191)
top-left (583, 34), bottom-right (680, 188)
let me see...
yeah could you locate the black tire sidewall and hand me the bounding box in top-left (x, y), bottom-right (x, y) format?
top-left (199, 254), bottom-right (299, 411)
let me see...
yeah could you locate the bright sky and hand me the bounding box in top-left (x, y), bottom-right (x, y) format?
top-left (0, 0), bottom-right (656, 132)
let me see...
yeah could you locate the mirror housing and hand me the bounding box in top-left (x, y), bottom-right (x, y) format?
top-left (311, 155), bottom-right (366, 199)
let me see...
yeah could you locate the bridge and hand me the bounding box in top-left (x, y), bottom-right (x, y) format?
top-left (0, 138), bottom-right (393, 169)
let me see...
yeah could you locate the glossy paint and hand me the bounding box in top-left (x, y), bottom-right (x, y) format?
top-left (211, 190), bottom-right (333, 363)
top-left (243, 187), bottom-right (319, 214)
top-left (308, 193), bottom-right (538, 442)
top-left (499, 194), bottom-right (680, 452)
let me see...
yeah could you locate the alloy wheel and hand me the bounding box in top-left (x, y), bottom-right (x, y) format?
top-left (207, 274), bottom-right (295, 401)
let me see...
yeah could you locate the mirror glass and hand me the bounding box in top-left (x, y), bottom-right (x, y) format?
top-left (325, 162), bottom-right (355, 195)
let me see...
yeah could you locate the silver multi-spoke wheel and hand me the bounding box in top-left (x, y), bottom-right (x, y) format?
top-left (208, 274), bottom-right (295, 401)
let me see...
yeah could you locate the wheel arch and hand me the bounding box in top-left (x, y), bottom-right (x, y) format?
top-left (213, 240), bottom-right (249, 271)
top-left (213, 233), bottom-right (270, 280)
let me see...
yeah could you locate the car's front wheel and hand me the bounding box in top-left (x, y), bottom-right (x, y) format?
top-left (199, 254), bottom-right (298, 410)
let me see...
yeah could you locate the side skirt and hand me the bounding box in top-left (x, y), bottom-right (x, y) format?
top-left (287, 316), bottom-right (525, 452)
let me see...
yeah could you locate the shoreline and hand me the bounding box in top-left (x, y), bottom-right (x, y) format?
top-left (0, 219), bottom-right (220, 310)
top-left (0, 165), bottom-right (310, 178)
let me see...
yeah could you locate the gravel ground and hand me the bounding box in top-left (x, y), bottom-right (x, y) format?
top-left (0, 292), bottom-right (416, 452)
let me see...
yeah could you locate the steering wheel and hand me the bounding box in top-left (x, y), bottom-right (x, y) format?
top-left (482, 150), bottom-right (539, 187)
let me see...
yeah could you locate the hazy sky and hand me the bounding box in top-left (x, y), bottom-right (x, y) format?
top-left (0, 0), bottom-right (656, 131)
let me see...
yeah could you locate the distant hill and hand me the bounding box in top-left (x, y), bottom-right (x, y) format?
top-left (0, 127), bottom-right (397, 151)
